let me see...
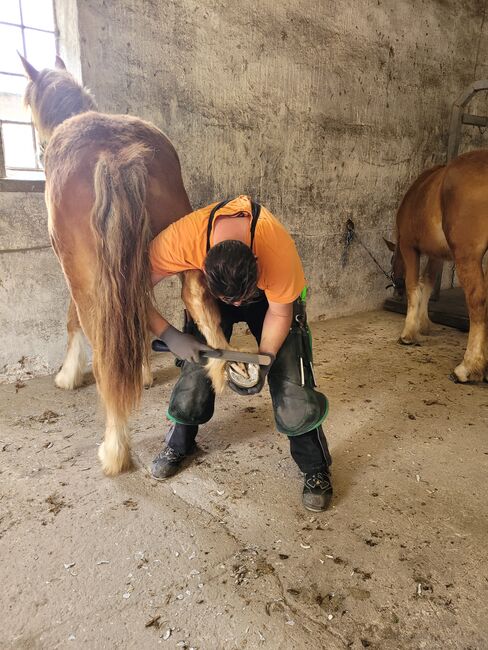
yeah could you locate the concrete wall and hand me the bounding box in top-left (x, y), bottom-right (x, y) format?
top-left (1, 0), bottom-right (487, 381)
top-left (0, 192), bottom-right (68, 381)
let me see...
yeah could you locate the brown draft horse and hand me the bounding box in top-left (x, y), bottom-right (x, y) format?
top-left (386, 149), bottom-right (488, 383)
top-left (20, 56), bottom-right (229, 475)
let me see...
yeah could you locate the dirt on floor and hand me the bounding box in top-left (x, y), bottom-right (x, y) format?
top-left (1, 310), bottom-right (487, 650)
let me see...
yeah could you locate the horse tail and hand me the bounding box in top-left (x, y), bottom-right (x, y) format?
top-left (91, 144), bottom-right (153, 436)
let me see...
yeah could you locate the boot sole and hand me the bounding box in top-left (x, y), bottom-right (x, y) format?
top-left (303, 501), bottom-right (330, 512)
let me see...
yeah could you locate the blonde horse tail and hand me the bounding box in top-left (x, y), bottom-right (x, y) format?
top-left (91, 144), bottom-right (153, 473)
top-left (181, 270), bottom-right (229, 394)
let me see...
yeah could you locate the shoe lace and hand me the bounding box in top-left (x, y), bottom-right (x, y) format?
top-left (306, 471), bottom-right (330, 490)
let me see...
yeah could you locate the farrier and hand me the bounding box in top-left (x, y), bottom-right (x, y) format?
top-left (148, 195), bottom-right (332, 511)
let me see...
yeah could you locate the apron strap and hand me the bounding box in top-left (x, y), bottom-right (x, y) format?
top-left (249, 200), bottom-right (261, 250)
top-left (206, 198), bottom-right (261, 253)
top-left (206, 199), bottom-right (230, 253)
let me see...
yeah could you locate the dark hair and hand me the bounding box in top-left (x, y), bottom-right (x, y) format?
top-left (204, 240), bottom-right (258, 303)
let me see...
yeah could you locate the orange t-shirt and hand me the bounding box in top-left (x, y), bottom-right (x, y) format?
top-left (149, 195), bottom-right (306, 304)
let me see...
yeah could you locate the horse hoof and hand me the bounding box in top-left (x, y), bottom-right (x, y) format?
top-left (398, 337), bottom-right (419, 346)
top-left (55, 369), bottom-right (83, 390)
top-left (98, 442), bottom-right (133, 475)
top-left (452, 361), bottom-right (486, 383)
top-left (451, 368), bottom-right (482, 384)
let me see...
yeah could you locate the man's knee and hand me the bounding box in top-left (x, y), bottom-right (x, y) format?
top-left (267, 298), bottom-right (328, 436)
top-left (269, 374), bottom-right (329, 436)
top-left (167, 361), bottom-right (215, 425)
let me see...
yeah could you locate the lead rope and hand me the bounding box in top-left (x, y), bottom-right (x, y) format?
top-left (342, 219), bottom-right (396, 289)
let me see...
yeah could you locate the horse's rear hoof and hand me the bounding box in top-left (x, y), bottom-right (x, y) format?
top-left (398, 337), bottom-right (419, 346)
top-left (55, 368), bottom-right (84, 390)
top-left (98, 442), bottom-right (133, 475)
top-left (449, 374), bottom-right (476, 385)
top-left (452, 362), bottom-right (484, 384)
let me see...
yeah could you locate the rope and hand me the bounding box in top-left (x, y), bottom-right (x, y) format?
top-left (342, 219), bottom-right (395, 288)
top-left (0, 243), bottom-right (51, 255)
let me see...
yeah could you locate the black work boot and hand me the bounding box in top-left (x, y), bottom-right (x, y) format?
top-left (151, 446), bottom-right (193, 480)
top-left (302, 469), bottom-right (333, 512)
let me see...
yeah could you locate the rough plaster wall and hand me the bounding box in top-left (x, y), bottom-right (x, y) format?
top-left (0, 193), bottom-right (69, 381)
top-left (77, 0), bottom-right (486, 320)
top-left (1, 0), bottom-right (487, 380)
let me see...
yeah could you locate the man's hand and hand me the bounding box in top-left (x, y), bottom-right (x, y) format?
top-left (227, 355), bottom-right (275, 396)
top-left (159, 325), bottom-right (211, 363)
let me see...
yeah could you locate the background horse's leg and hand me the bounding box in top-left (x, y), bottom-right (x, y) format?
top-left (418, 257), bottom-right (443, 335)
top-left (181, 270), bottom-right (229, 393)
top-left (55, 298), bottom-right (87, 389)
top-left (399, 247), bottom-right (421, 344)
top-left (452, 256), bottom-right (486, 382)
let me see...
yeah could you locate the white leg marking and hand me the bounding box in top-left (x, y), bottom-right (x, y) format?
top-left (455, 323), bottom-right (486, 382)
top-left (98, 411), bottom-right (132, 475)
top-left (418, 278), bottom-right (434, 334)
top-left (55, 329), bottom-right (87, 390)
top-left (401, 285), bottom-right (422, 343)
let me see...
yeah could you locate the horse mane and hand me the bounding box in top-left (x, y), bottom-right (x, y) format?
top-left (24, 69), bottom-right (97, 142)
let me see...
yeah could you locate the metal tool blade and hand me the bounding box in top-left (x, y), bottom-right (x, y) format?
top-left (151, 339), bottom-right (272, 367)
top-left (201, 349), bottom-right (272, 366)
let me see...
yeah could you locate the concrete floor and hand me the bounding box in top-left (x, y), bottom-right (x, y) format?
top-left (1, 310), bottom-right (487, 649)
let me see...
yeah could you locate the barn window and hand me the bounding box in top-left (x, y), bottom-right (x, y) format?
top-left (0, 0), bottom-right (56, 182)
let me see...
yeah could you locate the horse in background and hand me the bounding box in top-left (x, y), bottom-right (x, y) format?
top-left (385, 150), bottom-right (488, 383)
top-left (20, 55), bottom-right (229, 475)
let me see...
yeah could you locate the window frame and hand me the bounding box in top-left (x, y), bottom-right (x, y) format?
top-left (0, 0), bottom-right (57, 191)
